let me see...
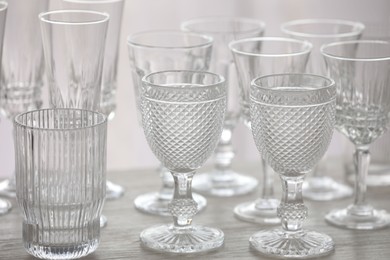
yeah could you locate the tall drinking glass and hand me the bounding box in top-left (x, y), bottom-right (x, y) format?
top-left (61, 0), bottom-right (125, 200)
top-left (322, 40), bottom-right (390, 230)
top-left (249, 73), bottom-right (336, 258)
top-left (281, 19), bottom-right (365, 201)
top-left (229, 37), bottom-right (312, 224)
top-left (181, 17), bottom-right (265, 197)
top-left (127, 31), bottom-right (212, 216)
top-left (140, 70), bottom-right (226, 253)
top-left (0, 0), bottom-right (49, 199)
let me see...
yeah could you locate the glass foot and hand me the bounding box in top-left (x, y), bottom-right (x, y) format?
top-left (134, 191), bottom-right (207, 216)
top-left (106, 180), bottom-right (125, 200)
top-left (0, 198), bottom-right (12, 215)
top-left (250, 228), bottom-right (334, 259)
top-left (303, 176), bottom-right (353, 201)
top-left (0, 178), bottom-right (16, 198)
top-left (140, 224), bottom-right (224, 253)
top-left (234, 199), bottom-right (280, 224)
top-left (325, 205), bottom-right (390, 230)
top-left (100, 215), bottom-right (107, 228)
top-left (192, 171), bottom-right (258, 197)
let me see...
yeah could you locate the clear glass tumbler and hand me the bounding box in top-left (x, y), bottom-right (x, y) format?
top-left (14, 108), bottom-right (107, 260)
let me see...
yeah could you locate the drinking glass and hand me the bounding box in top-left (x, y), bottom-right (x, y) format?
top-left (249, 73), bottom-right (336, 258)
top-left (229, 37), bottom-right (312, 224)
top-left (127, 31), bottom-right (212, 216)
top-left (322, 40), bottom-right (390, 230)
top-left (181, 17), bottom-right (265, 197)
top-left (281, 19), bottom-right (365, 201)
top-left (14, 108), bottom-right (107, 260)
top-left (139, 70), bottom-right (226, 253)
top-left (0, 0), bottom-right (48, 199)
top-left (61, 0), bottom-right (125, 200)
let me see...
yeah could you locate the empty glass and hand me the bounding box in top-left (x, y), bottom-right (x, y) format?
top-left (229, 37), bottom-right (312, 224)
top-left (14, 108), bottom-right (107, 259)
top-left (249, 73), bottom-right (336, 258)
top-left (322, 40), bottom-right (390, 230)
top-left (139, 70), bottom-right (226, 253)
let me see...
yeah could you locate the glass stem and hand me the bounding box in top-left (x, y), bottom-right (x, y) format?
top-left (261, 158), bottom-right (274, 199)
top-left (213, 124), bottom-right (235, 181)
top-left (353, 145), bottom-right (370, 206)
top-left (158, 166), bottom-right (173, 200)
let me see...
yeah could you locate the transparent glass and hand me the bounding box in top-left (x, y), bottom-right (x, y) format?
top-left (181, 16), bottom-right (265, 197)
top-left (127, 31), bottom-right (212, 216)
top-left (61, 0), bottom-right (125, 201)
top-left (14, 108), bottom-right (107, 260)
top-left (281, 19), bottom-right (365, 201)
top-left (0, 0), bottom-right (48, 199)
top-left (322, 40), bottom-right (390, 230)
top-left (229, 37), bottom-right (312, 224)
top-left (139, 70), bottom-right (226, 253)
top-left (249, 73), bottom-right (336, 258)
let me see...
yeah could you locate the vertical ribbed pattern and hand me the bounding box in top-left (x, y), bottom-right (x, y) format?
top-left (14, 109), bottom-right (107, 260)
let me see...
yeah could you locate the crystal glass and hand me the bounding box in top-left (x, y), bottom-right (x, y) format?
top-left (0, 0), bottom-right (48, 199)
top-left (14, 108), bottom-right (107, 260)
top-left (127, 31), bottom-right (212, 216)
top-left (181, 17), bottom-right (265, 197)
top-left (139, 70), bottom-right (226, 253)
top-left (281, 19), bottom-right (365, 201)
top-left (322, 40), bottom-right (390, 230)
top-left (229, 37), bottom-right (312, 224)
top-left (249, 73), bottom-right (336, 258)
top-left (62, 0), bottom-right (125, 200)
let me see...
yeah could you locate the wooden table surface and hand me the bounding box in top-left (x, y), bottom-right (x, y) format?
top-left (1, 161), bottom-right (390, 260)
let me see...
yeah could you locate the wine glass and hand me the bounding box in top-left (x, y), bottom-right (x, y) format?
top-left (229, 37), bottom-right (312, 224)
top-left (249, 73), bottom-right (336, 258)
top-left (127, 31), bottom-right (212, 216)
top-left (322, 40), bottom-right (390, 230)
top-left (139, 70), bottom-right (226, 253)
top-left (281, 19), bottom-right (365, 201)
top-left (181, 17), bottom-right (265, 197)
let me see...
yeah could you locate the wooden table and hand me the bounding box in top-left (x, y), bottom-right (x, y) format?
top-left (1, 161), bottom-right (390, 259)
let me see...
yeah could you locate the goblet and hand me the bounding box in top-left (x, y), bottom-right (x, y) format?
top-left (249, 73), bottom-right (336, 258)
top-left (281, 19), bottom-right (365, 201)
top-left (322, 40), bottom-right (390, 230)
top-left (139, 70), bottom-right (226, 253)
top-left (229, 37), bottom-right (312, 224)
top-left (127, 31), bottom-right (212, 216)
top-left (181, 17), bottom-right (265, 197)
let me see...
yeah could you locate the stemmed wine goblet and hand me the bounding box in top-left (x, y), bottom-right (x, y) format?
top-left (281, 19), bottom-right (365, 201)
top-left (229, 37), bottom-right (312, 224)
top-left (181, 17), bottom-right (265, 197)
top-left (322, 40), bottom-right (390, 229)
top-left (139, 70), bottom-right (226, 253)
top-left (249, 73), bottom-right (336, 258)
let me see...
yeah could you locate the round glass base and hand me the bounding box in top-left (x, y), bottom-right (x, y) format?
top-left (0, 198), bottom-right (12, 215)
top-left (303, 176), bottom-right (353, 201)
top-left (250, 228), bottom-right (334, 259)
top-left (234, 199), bottom-right (280, 224)
top-left (140, 224), bottom-right (224, 253)
top-left (100, 215), bottom-right (107, 228)
top-left (134, 192), bottom-right (207, 216)
top-left (325, 205), bottom-right (390, 230)
top-left (0, 178), bottom-right (16, 198)
top-left (106, 180), bottom-right (125, 200)
top-left (192, 171), bottom-right (258, 197)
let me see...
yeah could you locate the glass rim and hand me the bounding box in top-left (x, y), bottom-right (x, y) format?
top-left (127, 30), bottom-right (213, 49)
top-left (181, 16), bottom-right (266, 35)
top-left (14, 108), bottom-right (107, 131)
top-left (0, 1), bottom-right (7, 12)
top-left (229, 37), bottom-right (312, 57)
top-left (320, 40), bottom-right (390, 62)
top-left (63, 0), bottom-right (123, 3)
top-left (281, 18), bottom-right (365, 39)
top-left (39, 10), bottom-right (110, 26)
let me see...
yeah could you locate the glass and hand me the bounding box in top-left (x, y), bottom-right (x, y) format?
top-left (249, 73), bottom-right (336, 258)
top-left (139, 70), bottom-right (226, 253)
top-left (181, 17), bottom-right (265, 197)
top-left (14, 108), bottom-right (107, 260)
top-left (229, 37), bottom-right (312, 224)
top-left (281, 19), bottom-right (365, 201)
top-left (322, 40), bottom-right (390, 229)
top-left (0, 0), bottom-right (48, 199)
top-left (61, 0), bottom-right (125, 200)
top-left (127, 31), bottom-right (212, 216)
